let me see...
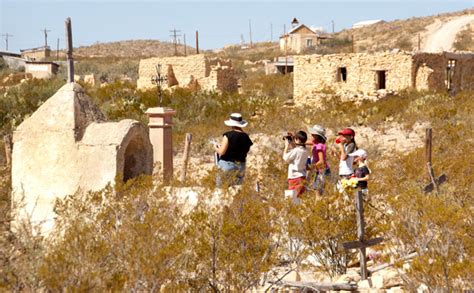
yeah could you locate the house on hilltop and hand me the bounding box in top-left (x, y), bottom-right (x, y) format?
top-left (280, 18), bottom-right (328, 54)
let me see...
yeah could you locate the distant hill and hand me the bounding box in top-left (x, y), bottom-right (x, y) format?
top-left (71, 9), bottom-right (472, 60)
top-left (74, 39), bottom-right (195, 58)
top-left (334, 8), bottom-right (474, 53)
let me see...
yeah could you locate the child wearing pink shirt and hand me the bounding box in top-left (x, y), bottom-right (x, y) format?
top-left (307, 125), bottom-right (331, 195)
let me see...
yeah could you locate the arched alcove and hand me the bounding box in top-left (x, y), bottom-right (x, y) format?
top-left (123, 136), bottom-right (151, 182)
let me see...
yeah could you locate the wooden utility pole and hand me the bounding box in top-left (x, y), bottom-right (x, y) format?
top-left (56, 38), bottom-right (60, 59)
top-left (270, 23), bottom-right (273, 42)
top-left (249, 19), bottom-right (253, 48)
top-left (40, 28), bottom-right (51, 47)
top-left (284, 24), bottom-right (288, 74)
top-left (351, 33), bottom-right (355, 53)
top-left (1, 33), bottom-right (13, 51)
top-left (180, 133), bottom-right (192, 181)
top-left (418, 33), bottom-right (421, 51)
top-left (170, 28), bottom-right (181, 56)
top-left (65, 17), bottom-right (74, 83)
top-left (195, 30), bottom-right (199, 54)
top-left (183, 33), bottom-right (187, 56)
top-left (342, 191), bottom-right (384, 280)
top-left (3, 134), bottom-right (12, 168)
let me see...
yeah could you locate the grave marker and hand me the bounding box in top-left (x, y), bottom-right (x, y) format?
top-left (342, 190), bottom-right (383, 280)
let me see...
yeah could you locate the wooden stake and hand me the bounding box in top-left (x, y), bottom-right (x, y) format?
top-left (3, 134), bottom-right (12, 168)
top-left (180, 133), bottom-right (192, 182)
top-left (425, 128), bottom-right (438, 192)
top-left (195, 30), bottom-right (199, 54)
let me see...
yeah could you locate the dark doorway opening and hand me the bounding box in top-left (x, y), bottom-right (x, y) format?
top-left (376, 70), bottom-right (386, 90)
top-left (337, 67), bottom-right (347, 82)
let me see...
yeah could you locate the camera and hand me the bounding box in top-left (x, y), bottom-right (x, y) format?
top-left (282, 135), bottom-right (293, 142)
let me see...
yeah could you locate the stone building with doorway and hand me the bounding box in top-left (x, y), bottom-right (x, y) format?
top-left (25, 61), bottom-right (59, 79)
top-left (293, 51), bottom-right (474, 102)
top-left (137, 54), bottom-right (238, 93)
top-left (12, 83), bottom-right (153, 232)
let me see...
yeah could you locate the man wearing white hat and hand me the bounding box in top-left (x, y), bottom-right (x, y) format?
top-left (214, 113), bottom-right (253, 187)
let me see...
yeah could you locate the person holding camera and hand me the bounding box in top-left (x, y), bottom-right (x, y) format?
top-left (283, 130), bottom-right (310, 199)
top-left (335, 127), bottom-right (358, 178)
top-left (214, 113), bottom-right (253, 187)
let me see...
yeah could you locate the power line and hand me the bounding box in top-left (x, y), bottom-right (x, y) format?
top-left (1, 33), bottom-right (13, 51)
top-left (40, 27), bottom-right (51, 47)
top-left (169, 28), bottom-right (181, 56)
top-left (248, 19), bottom-right (253, 48)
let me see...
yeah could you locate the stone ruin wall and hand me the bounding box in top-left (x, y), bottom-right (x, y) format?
top-left (294, 52), bottom-right (413, 102)
top-left (294, 52), bottom-right (474, 103)
top-left (413, 52), bottom-right (474, 92)
top-left (137, 55), bottom-right (237, 93)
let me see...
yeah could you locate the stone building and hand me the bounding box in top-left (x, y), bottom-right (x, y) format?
top-left (25, 61), bottom-right (59, 79)
top-left (12, 83), bottom-right (153, 232)
top-left (293, 51), bottom-right (474, 102)
top-left (280, 18), bottom-right (326, 54)
top-left (137, 55), bottom-right (238, 93)
top-left (20, 46), bottom-right (51, 61)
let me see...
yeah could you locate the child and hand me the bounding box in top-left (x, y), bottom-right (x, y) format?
top-left (335, 128), bottom-right (358, 178)
top-left (349, 149), bottom-right (370, 194)
top-left (307, 124), bottom-right (330, 195)
top-left (283, 131), bottom-right (310, 200)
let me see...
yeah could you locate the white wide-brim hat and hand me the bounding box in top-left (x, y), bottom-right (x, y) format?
top-left (224, 113), bottom-right (248, 128)
top-left (307, 124), bottom-right (327, 141)
top-left (349, 149), bottom-right (368, 158)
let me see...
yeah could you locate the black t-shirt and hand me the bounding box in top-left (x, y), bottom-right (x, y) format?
top-left (355, 166), bottom-right (370, 189)
top-left (220, 130), bottom-right (253, 163)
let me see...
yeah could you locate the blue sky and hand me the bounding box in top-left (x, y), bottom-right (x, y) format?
top-left (1, 0), bottom-right (472, 53)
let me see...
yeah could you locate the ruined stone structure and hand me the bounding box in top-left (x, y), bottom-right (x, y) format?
top-left (137, 55), bottom-right (238, 93)
top-left (294, 51), bottom-right (474, 102)
top-left (20, 46), bottom-right (51, 61)
top-left (25, 61), bottom-right (59, 79)
top-left (12, 83), bottom-right (153, 232)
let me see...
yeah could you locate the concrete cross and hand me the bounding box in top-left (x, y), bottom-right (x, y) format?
top-left (342, 190), bottom-right (384, 280)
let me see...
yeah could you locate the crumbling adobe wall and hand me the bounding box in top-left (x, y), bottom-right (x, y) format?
top-left (137, 55), bottom-right (237, 93)
top-left (413, 52), bottom-right (474, 92)
top-left (412, 53), bottom-right (447, 92)
top-left (138, 55), bottom-right (208, 90)
top-left (294, 52), bottom-right (413, 102)
top-left (455, 57), bottom-right (474, 91)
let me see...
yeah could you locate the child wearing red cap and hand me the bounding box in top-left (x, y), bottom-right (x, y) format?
top-left (335, 128), bottom-right (358, 178)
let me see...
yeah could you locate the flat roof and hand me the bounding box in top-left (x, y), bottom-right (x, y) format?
top-left (25, 61), bottom-right (59, 66)
top-left (0, 51), bottom-right (21, 58)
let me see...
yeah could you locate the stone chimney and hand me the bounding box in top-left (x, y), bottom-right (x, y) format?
top-left (146, 107), bottom-right (176, 182)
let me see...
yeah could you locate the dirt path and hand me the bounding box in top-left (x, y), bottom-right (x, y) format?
top-left (423, 14), bottom-right (474, 52)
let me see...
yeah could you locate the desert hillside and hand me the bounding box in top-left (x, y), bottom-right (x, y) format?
top-left (334, 8), bottom-right (474, 52)
top-left (74, 39), bottom-right (195, 58)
